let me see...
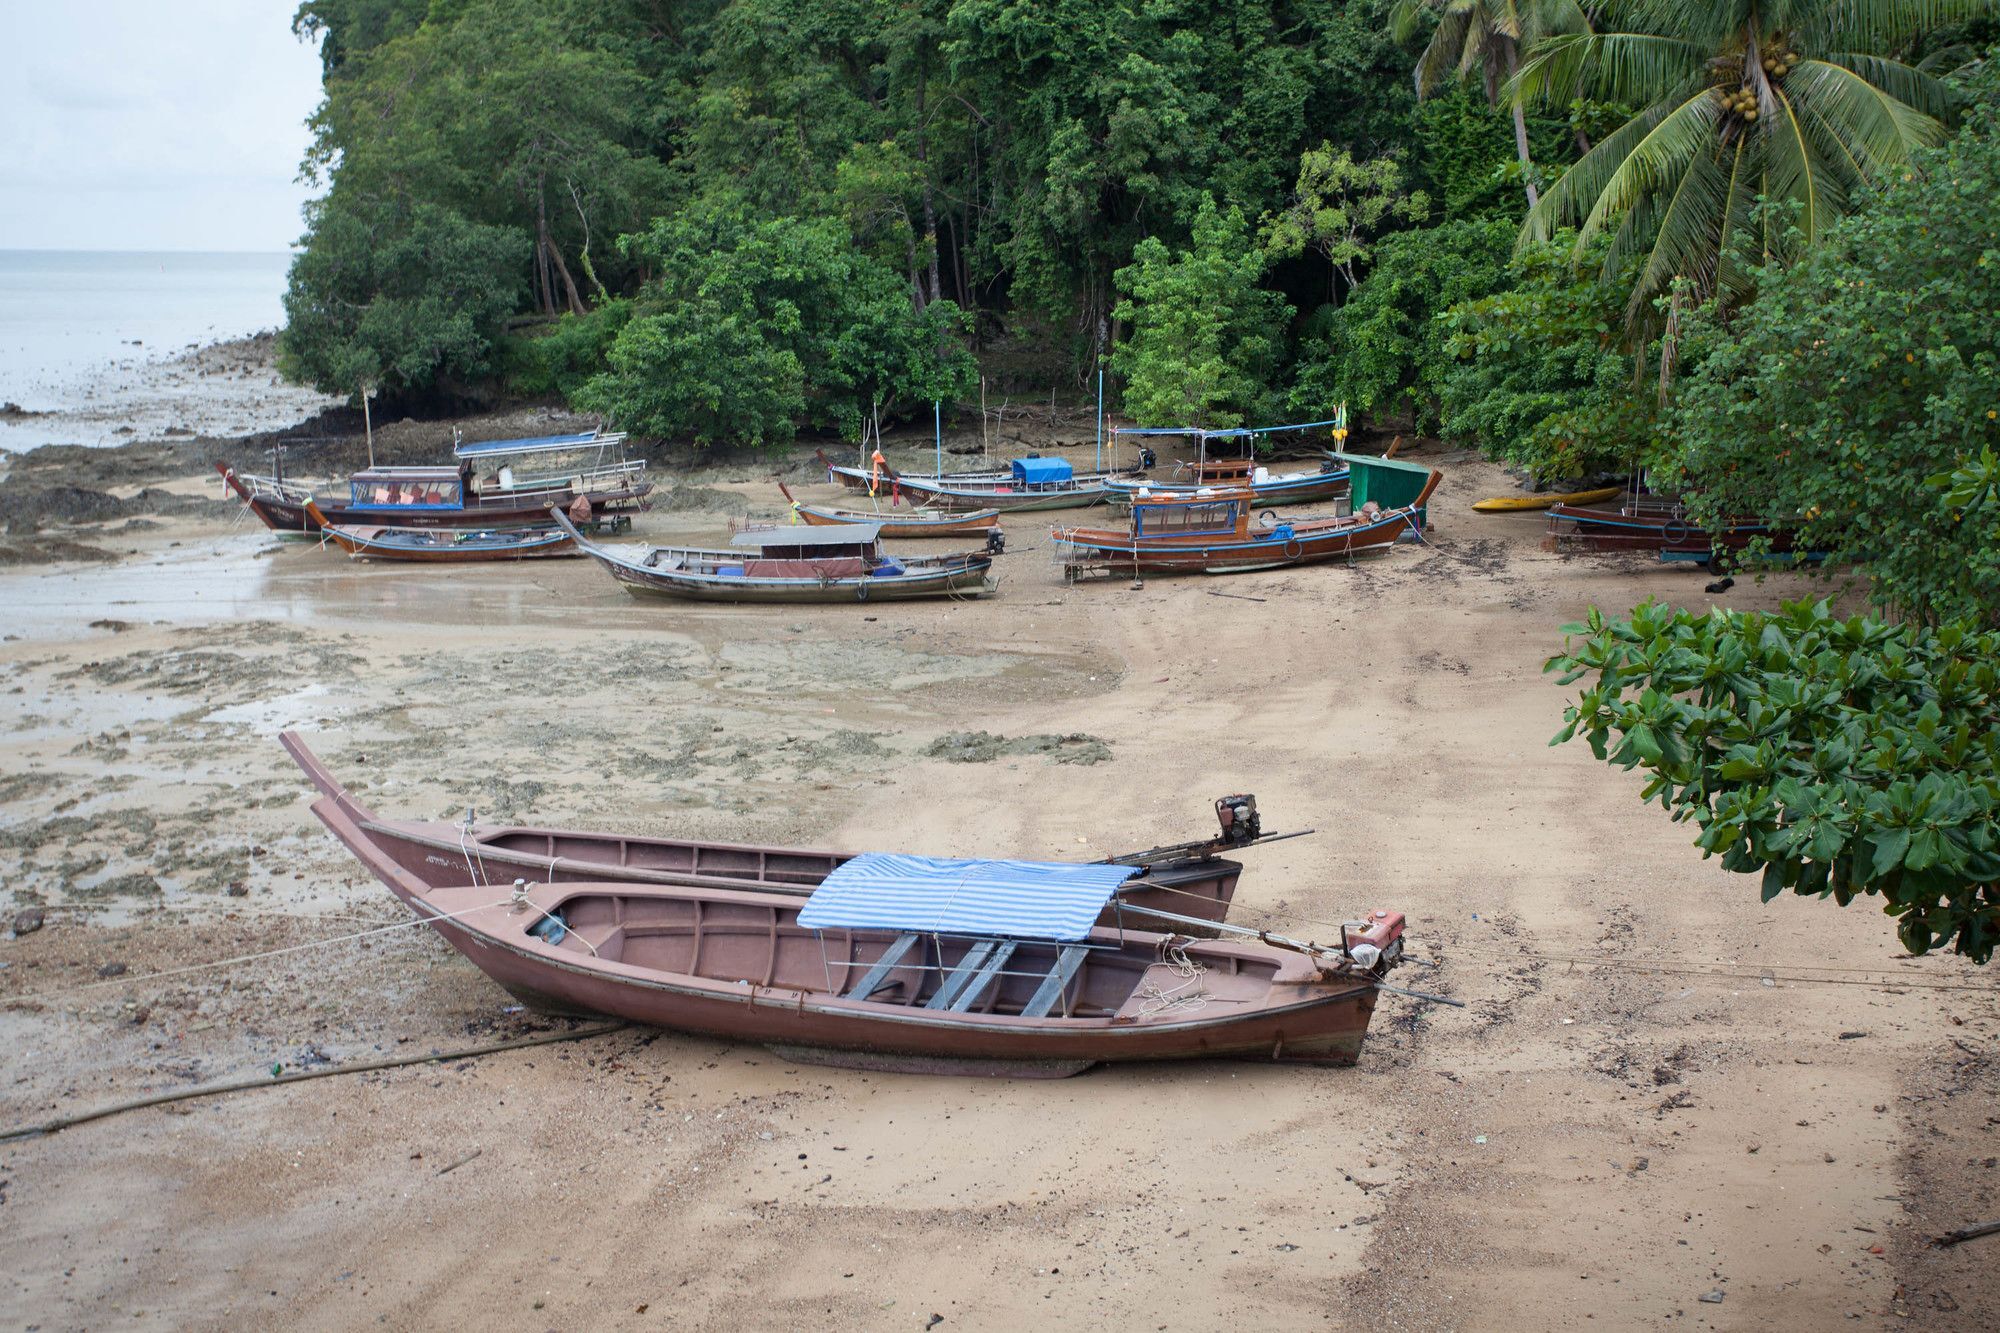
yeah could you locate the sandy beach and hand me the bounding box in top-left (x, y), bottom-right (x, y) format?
top-left (1, 375), bottom-right (1996, 1330)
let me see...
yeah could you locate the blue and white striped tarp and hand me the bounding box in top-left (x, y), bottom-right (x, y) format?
top-left (797, 853), bottom-right (1139, 941)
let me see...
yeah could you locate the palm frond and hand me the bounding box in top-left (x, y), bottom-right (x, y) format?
top-left (1413, 8), bottom-right (1476, 96)
top-left (1711, 132), bottom-right (1762, 302)
top-left (1519, 96), bottom-right (1674, 242)
top-left (1631, 139), bottom-right (1732, 315)
top-left (1762, 84), bottom-right (1849, 248)
top-left (1802, 1), bottom-right (2000, 55)
top-left (1819, 52), bottom-right (1961, 118)
top-left (1569, 92), bottom-right (1721, 259)
top-left (1789, 59), bottom-right (1948, 180)
top-left (1511, 31), bottom-right (1709, 107)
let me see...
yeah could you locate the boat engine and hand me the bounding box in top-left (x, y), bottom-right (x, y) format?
top-left (985, 528), bottom-right (1006, 555)
top-left (1213, 794), bottom-right (1260, 845)
top-left (1138, 446), bottom-right (1159, 470)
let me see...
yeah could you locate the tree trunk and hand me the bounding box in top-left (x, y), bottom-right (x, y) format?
top-left (1502, 37), bottom-right (1540, 211)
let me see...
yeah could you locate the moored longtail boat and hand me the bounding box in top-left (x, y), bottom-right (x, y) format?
top-left (773, 483), bottom-right (1002, 539)
top-left (278, 731), bottom-right (1269, 927)
top-left (819, 451), bottom-right (1143, 513)
top-left (552, 510), bottom-right (994, 603)
top-left (218, 446), bottom-right (652, 535)
top-left (1056, 453), bottom-right (1442, 578)
top-left (303, 501), bottom-right (578, 562)
top-left (298, 770), bottom-right (1406, 1076)
top-left (1102, 418), bottom-right (1353, 509)
top-left (1544, 496), bottom-right (1796, 562)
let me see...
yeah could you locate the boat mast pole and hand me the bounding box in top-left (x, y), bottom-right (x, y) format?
top-left (1095, 365), bottom-right (1104, 472)
top-left (935, 399), bottom-right (942, 477)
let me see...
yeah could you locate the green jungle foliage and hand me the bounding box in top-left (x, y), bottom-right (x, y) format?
top-left (1669, 59), bottom-right (2000, 623)
top-left (281, 0), bottom-right (1995, 488)
top-left (1111, 199), bottom-right (1291, 429)
top-left (1548, 600), bottom-right (2000, 963)
top-left (575, 212), bottom-right (977, 447)
top-left (1434, 235), bottom-right (1659, 478)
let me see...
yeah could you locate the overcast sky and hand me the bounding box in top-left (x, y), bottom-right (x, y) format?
top-left (0, 4), bottom-right (326, 253)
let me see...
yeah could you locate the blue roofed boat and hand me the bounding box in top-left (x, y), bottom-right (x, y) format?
top-left (303, 770), bottom-right (1417, 1075)
top-left (821, 449), bottom-right (1147, 513)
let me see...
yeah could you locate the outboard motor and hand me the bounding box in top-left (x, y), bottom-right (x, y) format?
top-left (1138, 445), bottom-right (1159, 470)
top-left (1213, 793), bottom-right (1260, 845)
top-left (985, 528), bottom-right (1007, 555)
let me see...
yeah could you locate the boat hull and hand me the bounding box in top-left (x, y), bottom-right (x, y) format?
top-left (1471, 486), bottom-right (1622, 513)
top-left (1544, 502), bottom-right (1790, 559)
top-left (312, 787), bottom-right (1383, 1073)
top-left (554, 511), bottom-right (995, 604)
top-left (276, 733), bottom-right (1242, 929)
top-left (1057, 507), bottom-right (1420, 577)
top-left (1105, 469), bottom-right (1350, 509)
top-left (599, 556), bottom-right (995, 602)
top-left (795, 506), bottom-right (1001, 538)
top-left (826, 463), bottom-right (1132, 512)
top-left (218, 462), bottom-right (652, 533)
top-left (316, 524), bottom-right (579, 561)
top-left (285, 732), bottom-right (1392, 1074)
top-left (351, 816), bottom-right (1243, 928)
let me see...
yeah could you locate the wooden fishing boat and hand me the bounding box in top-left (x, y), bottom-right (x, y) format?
top-left (1103, 419), bottom-right (1352, 508)
top-left (299, 770), bottom-right (1407, 1075)
top-left (218, 431), bottom-right (651, 535)
top-left (1471, 486), bottom-right (1621, 513)
top-left (553, 510), bottom-right (994, 603)
top-left (774, 483), bottom-right (1001, 538)
top-left (821, 452), bottom-right (1140, 512)
top-left (1544, 496), bottom-right (1793, 561)
top-left (303, 501), bottom-right (578, 562)
top-left (1057, 456), bottom-right (1442, 578)
top-left (280, 731), bottom-right (1272, 926)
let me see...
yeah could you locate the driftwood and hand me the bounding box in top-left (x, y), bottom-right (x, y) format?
top-left (1934, 1219), bottom-right (2000, 1248)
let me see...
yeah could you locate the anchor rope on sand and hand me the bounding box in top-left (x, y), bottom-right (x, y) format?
top-left (2, 894), bottom-right (517, 1006)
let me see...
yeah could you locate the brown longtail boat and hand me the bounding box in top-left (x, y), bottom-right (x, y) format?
top-left (1056, 451), bottom-right (1443, 579)
top-left (303, 501), bottom-right (579, 562)
top-left (773, 483), bottom-right (1002, 538)
top-left (296, 746), bottom-right (1407, 1076)
top-left (1542, 492), bottom-right (1815, 565)
top-left (279, 732), bottom-right (1270, 926)
top-left (217, 430), bottom-right (652, 534)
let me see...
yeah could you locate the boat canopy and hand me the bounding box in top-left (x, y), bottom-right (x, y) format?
top-left (453, 430), bottom-right (626, 459)
top-left (1009, 457), bottom-right (1073, 487)
top-left (348, 467), bottom-right (463, 509)
top-left (798, 853), bottom-right (1140, 941)
top-left (731, 524), bottom-right (882, 549)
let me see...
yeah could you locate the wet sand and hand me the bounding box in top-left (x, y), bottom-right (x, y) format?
top-left (2, 429), bottom-right (1997, 1331)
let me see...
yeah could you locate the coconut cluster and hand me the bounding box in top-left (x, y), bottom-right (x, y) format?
top-left (1762, 47), bottom-right (1801, 79)
top-left (1715, 85), bottom-right (1760, 121)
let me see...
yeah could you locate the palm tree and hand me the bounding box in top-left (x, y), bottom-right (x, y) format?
top-left (1391, 0), bottom-right (1595, 209)
top-left (1514, 0), bottom-right (1990, 326)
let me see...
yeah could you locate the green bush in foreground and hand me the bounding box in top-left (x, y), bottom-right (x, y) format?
top-left (1548, 599), bottom-right (2000, 962)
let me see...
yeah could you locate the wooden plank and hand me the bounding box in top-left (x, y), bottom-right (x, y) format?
top-left (947, 941), bottom-right (1018, 1013)
top-left (925, 940), bottom-right (998, 1011)
top-left (1021, 945), bottom-right (1089, 1019)
top-left (844, 933), bottom-right (919, 1000)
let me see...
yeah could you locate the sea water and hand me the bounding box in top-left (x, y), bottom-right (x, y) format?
top-left (0, 250), bottom-right (337, 451)
top-left (0, 250), bottom-right (291, 409)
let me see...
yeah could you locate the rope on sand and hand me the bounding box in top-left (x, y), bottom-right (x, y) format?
top-left (0, 1021), bottom-right (627, 1143)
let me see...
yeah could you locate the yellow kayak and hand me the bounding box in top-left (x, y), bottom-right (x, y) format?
top-left (1472, 486), bottom-right (1622, 513)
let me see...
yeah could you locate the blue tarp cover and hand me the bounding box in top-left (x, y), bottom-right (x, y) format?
top-left (454, 431), bottom-right (606, 459)
top-left (1009, 456), bottom-right (1073, 486)
top-left (797, 853), bottom-right (1138, 941)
